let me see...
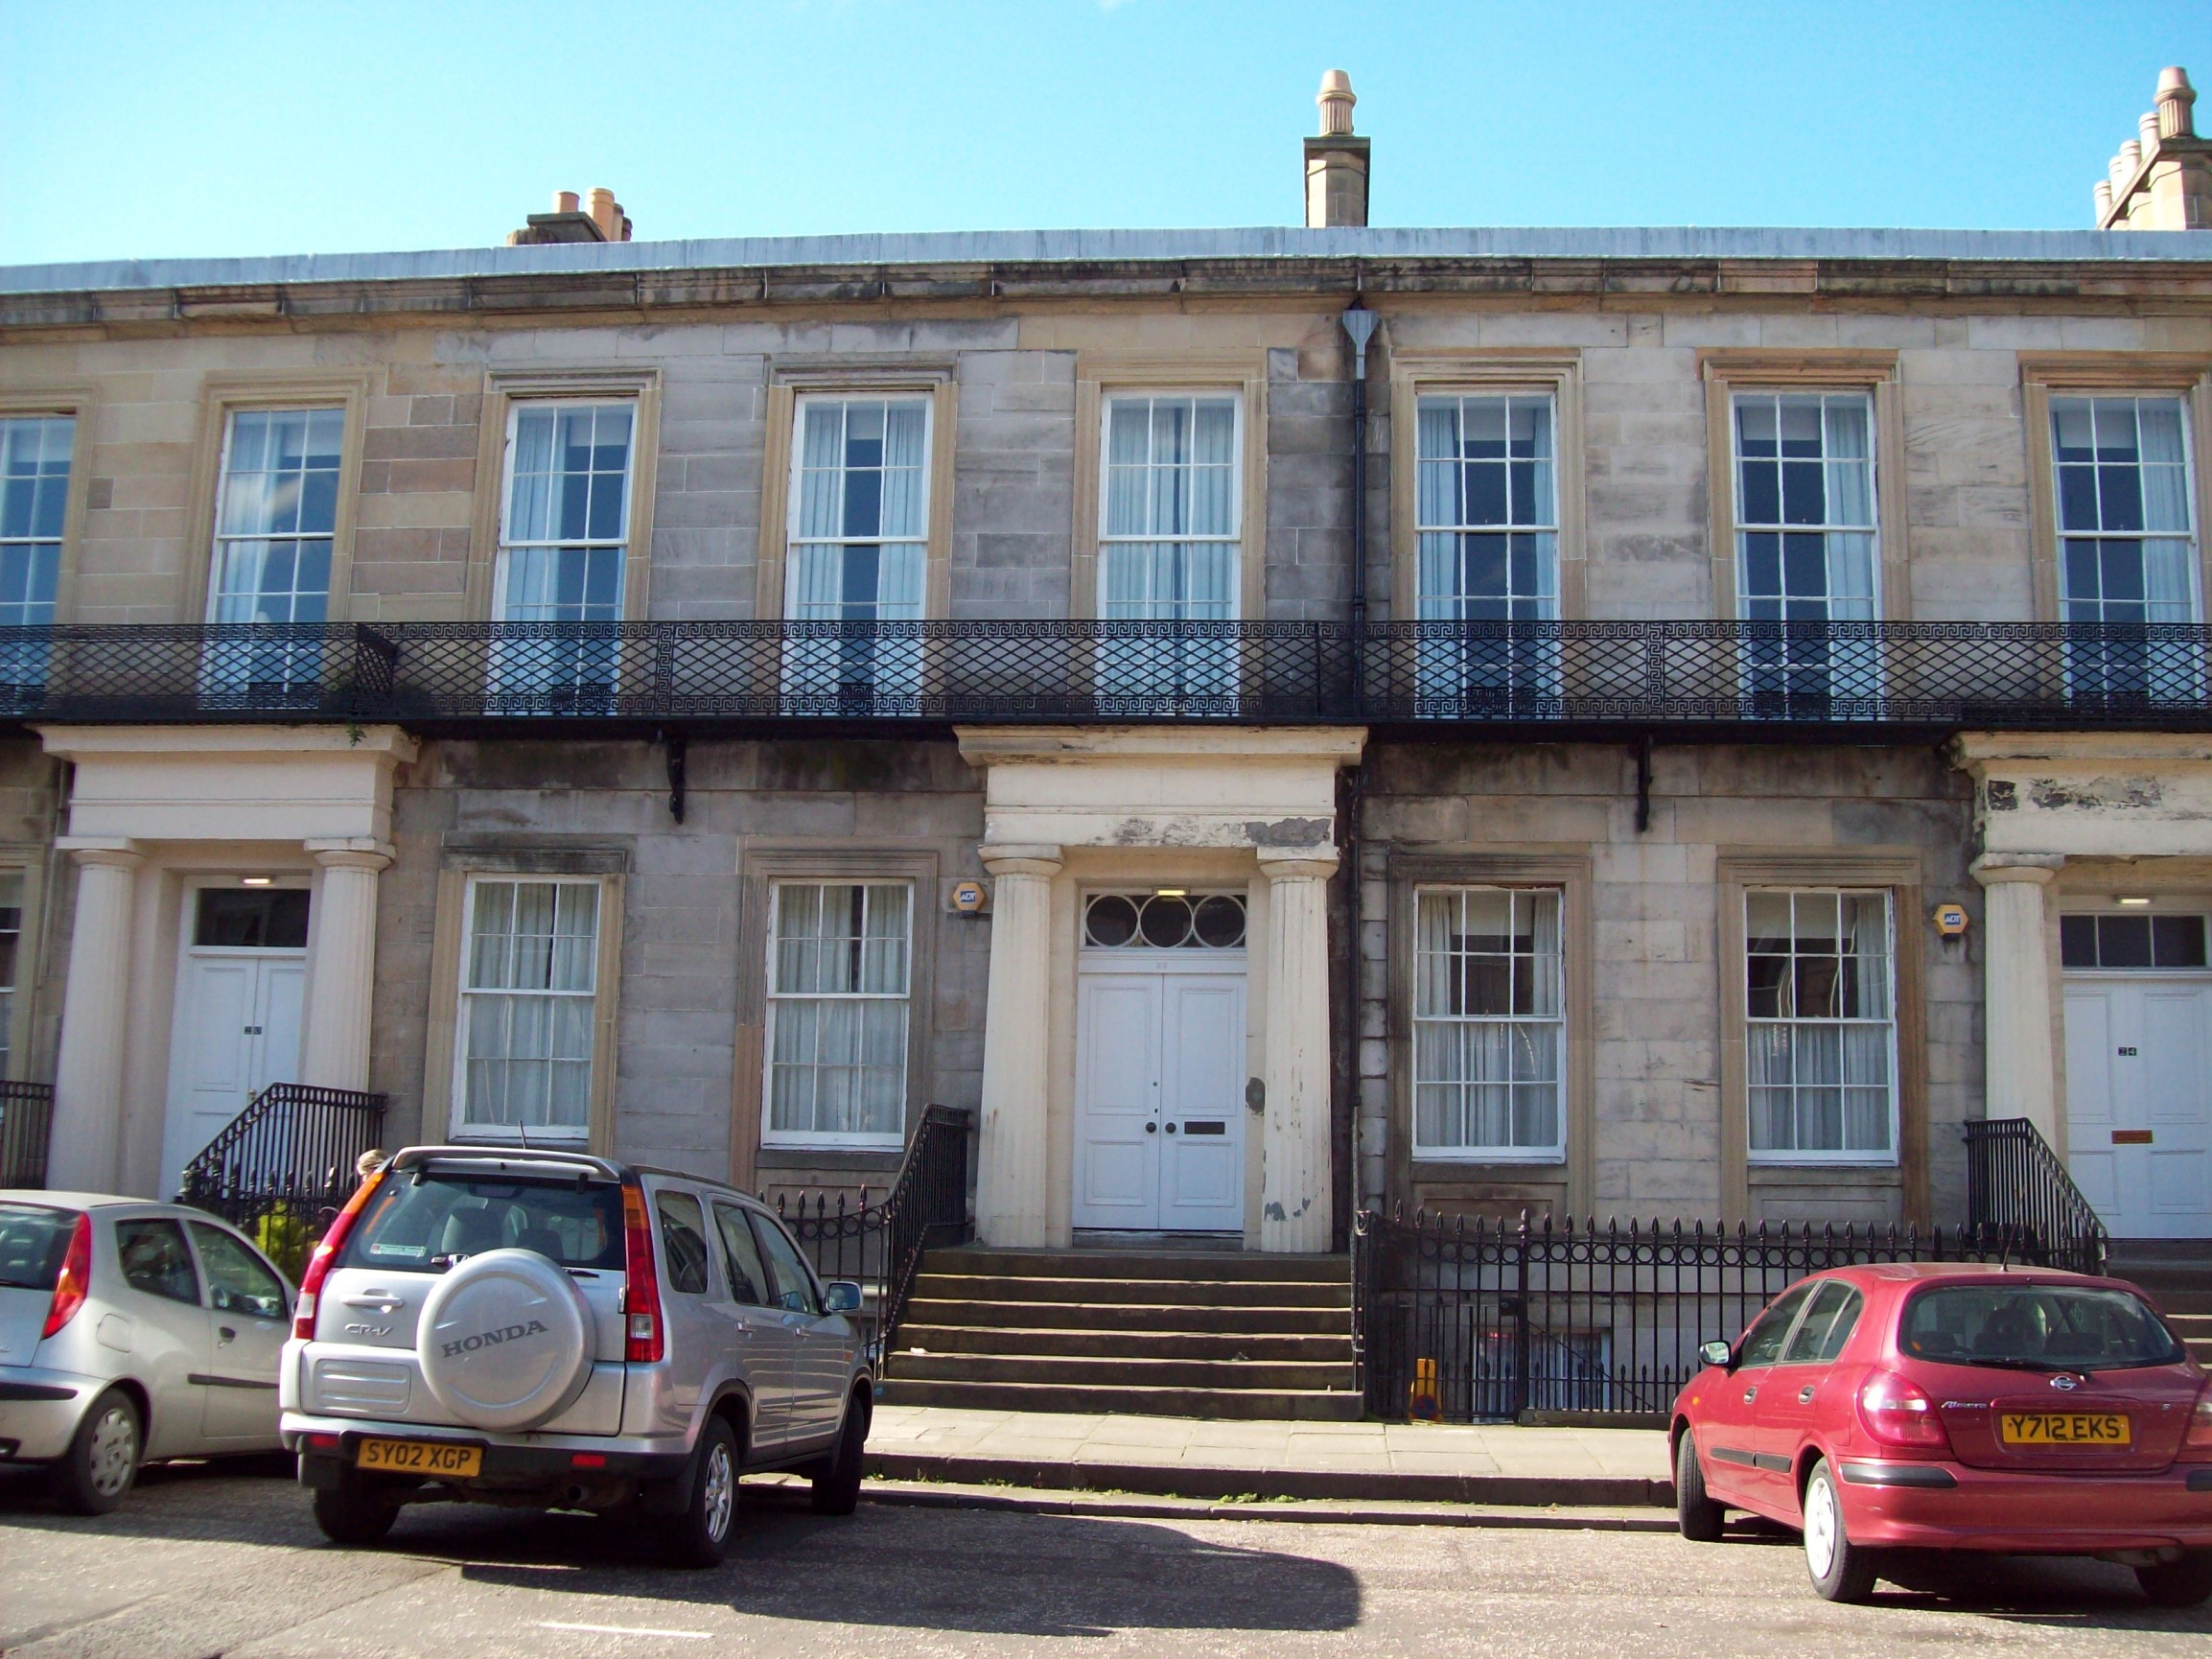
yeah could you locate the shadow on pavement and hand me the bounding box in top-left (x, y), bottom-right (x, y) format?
top-left (449, 1486), bottom-right (1363, 1637)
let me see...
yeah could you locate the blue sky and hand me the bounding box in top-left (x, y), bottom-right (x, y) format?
top-left (2, 1), bottom-right (2206, 265)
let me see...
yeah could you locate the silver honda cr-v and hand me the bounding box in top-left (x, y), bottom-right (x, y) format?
top-left (281, 1146), bottom-right (872, 1566)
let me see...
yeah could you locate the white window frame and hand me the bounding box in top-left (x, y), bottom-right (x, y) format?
top-left (450, 874), bottom-right (603, 1145)
top-left (1096, 391), bottom-right (1245, 620)
top-left (207, 406), bottom-right (345, 625)
top-left (2048, 393), bottom-right (2201, 624)
top-left (1409, 884), bottom-right (1568, 1164)
top-left (493, 398), bottom-right (639, 623)
top-left (1743, 887), bottom-right (1899, 1167)
top-left (784, 394), bottom-right (934, 622)
top-left (761, 878), bottom-right (914, 1152)
top-left (0, 415), bottom-right (72, 628)
top-left (1729, 390), bottom-right (1881, 619)
top-left (1413, 390), bottom-right (1560, 619)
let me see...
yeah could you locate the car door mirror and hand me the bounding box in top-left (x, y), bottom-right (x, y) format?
top-left (1699, 1340), bottom-right (1735, 1370)
top-left (821, 1280), bottom-right (863, 1316)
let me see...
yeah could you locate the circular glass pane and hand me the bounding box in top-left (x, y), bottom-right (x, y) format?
top-left (1084, 894), bottom-right (1139, 948)
top-left (1139, 895), bottom-right (1194, 948)
top-left (1193, 895), bottom-right (1246, 949)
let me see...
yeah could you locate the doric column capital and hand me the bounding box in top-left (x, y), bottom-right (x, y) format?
top-left (57, 835), bottom-right (143, 872)
top-left (1257, 849), bottom-right (1339, 881)
top-left (307, 838), bottom-right (395, 874)
top-left (1971, 853), bottom-right (2064, 888)
top-left (980, 842), bottom-right (1062, 879)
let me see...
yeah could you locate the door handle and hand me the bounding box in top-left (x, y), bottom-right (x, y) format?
top-left (1798, 1386), bottom-right (1816, 1405)
top-left (1144, 1122), bottom-right (1157, 1133)
top-left (1742, 1388), bottom-right (1758, 1403)
top-left (1165, 1123), bottom-right (1177, 1134)
top-left (218, 1326), bottom-right (237, 1344)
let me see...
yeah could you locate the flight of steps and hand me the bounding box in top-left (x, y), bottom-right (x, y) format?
top-left (880, 1247), bottom-right (1360, 1420)
top-left (2107, 1239), bottom-right (2212, 1367)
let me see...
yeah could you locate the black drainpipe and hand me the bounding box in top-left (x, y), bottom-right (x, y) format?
top-left (1339, 301), bottom-right (1378, 1240)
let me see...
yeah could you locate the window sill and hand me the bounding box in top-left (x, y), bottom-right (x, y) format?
top-left (756, 1147), bottom-right (904, 1172)
top-left (449, 1129), bottom-right (590, 1146)
top-left (1409, 1157), bottom-right (1568, 1179)
top-left (1746, 1162), bottom-right (1901, 1182)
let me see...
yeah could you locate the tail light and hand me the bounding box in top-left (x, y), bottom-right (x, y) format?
top-left (2184, 1381), bottom-right (2212, 1460)
top-left (40, 1212), bottom-right (92, 1340)
top-left (293, 1167), bottom-right (385, 1340)
top-left (1858, 1369), bottom-right (1951, 1453)
top-left (620, 1180), bottom-right (664, 1364)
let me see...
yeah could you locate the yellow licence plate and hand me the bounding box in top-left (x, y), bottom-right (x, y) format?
top-left (1999, 1412), bottom-right (2131, 1446)
top-left (357, 1437), bottom-right (482, 1477)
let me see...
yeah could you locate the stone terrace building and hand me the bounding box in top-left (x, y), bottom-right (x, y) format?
top-left (5, 72), bottom-right (2212, 1271)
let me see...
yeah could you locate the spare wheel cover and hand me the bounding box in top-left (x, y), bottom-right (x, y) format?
top-left (417, 1249), bottom-right (593, 1432)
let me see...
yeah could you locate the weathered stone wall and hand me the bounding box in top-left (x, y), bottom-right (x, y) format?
top-left (1359, 739), bottom-right (1980, 1227)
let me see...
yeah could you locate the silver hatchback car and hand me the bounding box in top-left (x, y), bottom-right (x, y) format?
top-left (282, 1146), bottom-right (873, 1566)
top-left (0, 1192), bottom-right (294, 1512)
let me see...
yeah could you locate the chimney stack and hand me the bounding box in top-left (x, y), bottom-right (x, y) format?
top-left (507, 187), bottom-right (634, 245)
top-left (2093, 66), bottom-right (2211, 230)
top-left (1305, 70), bottom-right (1369, 228)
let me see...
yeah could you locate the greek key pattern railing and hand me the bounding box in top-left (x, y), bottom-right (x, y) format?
top-left (1351, 1207), bottom-right (2099, 1427)
top-left (0, 619), bottom-right (2205, 731)
top-left (774, 1104), bottom-right (973, 1366)
top-left (1963, 1117), bottom-right (2109, 1275)
top-left (177, 1083), bottom-right (387, 1277)
top-left (0, 1080), bottom-right (54, 1188)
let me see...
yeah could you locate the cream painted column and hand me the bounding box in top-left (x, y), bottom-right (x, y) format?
top-left (1259, 851), bottom-right (1338, 1254)
top-left (1972, 854), bottom-right (2065, 1144)
top-left (974, 844), bottom-right (1061, 1248)
top-left (49, 839), bottom-right (143, 1193)
top-left (300, 840), bottom-right (393, 1093)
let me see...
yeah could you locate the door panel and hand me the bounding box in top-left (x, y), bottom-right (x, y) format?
top-left (710, 1203), bottom-right (792, 1459)
top-left (161, 946), bottom-right (309, 1199)
top-left (2063, 978), bottom-right (2212, 1237)
top-left (1073, 976), bottom-right (1163, 1228)
top-left (1159, 976), bottom-right (1246, 1231)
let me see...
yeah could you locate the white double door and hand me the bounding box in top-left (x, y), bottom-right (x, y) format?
top-left (160, 950), bottom-right (306, 1198)
top-left (1073, 958), bottom-right (1246, 1233)
top-left (2064, 977), bottom-right (2212, 1238)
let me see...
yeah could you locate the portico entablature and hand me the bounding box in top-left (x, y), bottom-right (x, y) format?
top-left (954, 726), bottom-right (1367, 854)
top-left (36, 724), bottom-right (419, 846)
top-left (1954, 732), bottom-right (2212, 861)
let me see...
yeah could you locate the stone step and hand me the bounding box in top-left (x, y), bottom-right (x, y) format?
top-left (902, 1297), bottom-right (1353, 1336)
top-left (876, 1376), bottom-right (1365, 1421)
top-left (896, 1322), bottom-right (1352, 1362)
top-left (909, 1273), bottom-right (1350, 1309)
top-left (889, 1350), bottom-right (1357, 1391)
top-left (924, 1247), bottom-right (1349, 1284)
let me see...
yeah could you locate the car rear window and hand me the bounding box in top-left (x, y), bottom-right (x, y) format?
top-left (0, 1202), bottom-right (74, 1291)
top-left (338, 1174), bottom-right (624, 1273)
top-left (1901, 1283), bottom-right (2184, 1369)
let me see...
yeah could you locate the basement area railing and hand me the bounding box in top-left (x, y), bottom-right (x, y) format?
top-left (0, 1080), bottom-right (55, 1188)
top-left (773, 1104), bottom-right (973, 1365)
top-left (0, 619), bottom-right (2207, 731)
top-left (177, 1083), bottom-right (388, 1278)
top-left (1351, 1207), bottom-right (2102, 1427)
top-left (1963, 1116), bottom-right (2109, 1275)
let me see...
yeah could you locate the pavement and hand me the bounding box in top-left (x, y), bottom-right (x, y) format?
top-left (864, 1403), bottom-right (1676, 1507)
top-left (5, 1460), bottom-right (2208, 1658)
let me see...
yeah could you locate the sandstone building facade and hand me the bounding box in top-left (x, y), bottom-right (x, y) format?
top-left (4, 74), bottom-right (2212, 1256)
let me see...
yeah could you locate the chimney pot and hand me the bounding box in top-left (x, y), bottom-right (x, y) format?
top-left (2120, 137), bottom-right (2143, 179)
top-left (2158, 65), bottom-right (2197, 139)
top-left (553, 190), bottom-right (580, 214)
top-left (2141, 109), bottom-right (2162, 152)
top-left (1316, 68), bottom-right (1356, 136)
top-left (2095, 179), bottom-right (2115, 220)
top-left (586, 188), bottom-right (619, 239)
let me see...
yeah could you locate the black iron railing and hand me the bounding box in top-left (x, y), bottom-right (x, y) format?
top-left (1964, 1116), bottom-right (2108, 1275)
top-left (1351, 1207), bottom-right (2085, 1426)
top-left (774, 1104), bottom-right (972, 1365)
top-left (0, 1080), bottom-right (54, 1188)
top-left (0, 619), bottom-right (2206, 732)
top-left (177, 1083), bottom-right (387, 1278)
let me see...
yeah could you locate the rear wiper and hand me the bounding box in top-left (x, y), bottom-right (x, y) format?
top-left (1963, 1357), bottom-right (2094, 1375)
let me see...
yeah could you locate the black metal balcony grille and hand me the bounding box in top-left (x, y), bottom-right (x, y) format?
top-left (0, 619), bottom-right (2205, 735)
top-left (0, 1080), bottom-right (54, 1188)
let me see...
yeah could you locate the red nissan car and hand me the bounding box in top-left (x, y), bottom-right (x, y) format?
top-left (1671, 1262), bottom-right (2212, 1605)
